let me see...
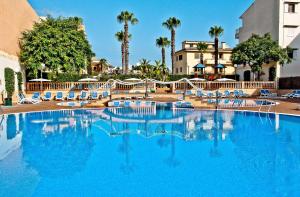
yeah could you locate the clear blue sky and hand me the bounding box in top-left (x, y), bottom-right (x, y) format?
top-left (29, 0), bottom-right (253, 67)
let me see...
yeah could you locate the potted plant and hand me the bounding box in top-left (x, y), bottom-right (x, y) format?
top-left (4, 68), bottom-right (15, 106)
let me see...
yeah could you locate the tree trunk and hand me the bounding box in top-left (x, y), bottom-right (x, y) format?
top-left (124, 22), bottom-right (129, 74)
top-left (200, 53), bottom-right (204, 64)
top-left (171, 29), bottom-right (175, 75)
top-left (121, 43), bottom-right (125, 73)
top-left (214, 37), bottom-right (219, 67)
top-left (162, 47), bottom-right (166, 65)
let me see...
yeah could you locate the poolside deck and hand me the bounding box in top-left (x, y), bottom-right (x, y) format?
top-left (2, 97), bottom-right (300, 115)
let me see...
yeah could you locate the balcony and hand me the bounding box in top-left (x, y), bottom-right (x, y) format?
top-left (204, 59), bottom-right (232, 65)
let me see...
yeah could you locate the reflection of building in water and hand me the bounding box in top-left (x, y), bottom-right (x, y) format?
top-left (0, 114), bottom-right (23, 160)
top-left (0, 113), bottom-right (39, 197)
top-left (95, 107), bottom-right (236, 142)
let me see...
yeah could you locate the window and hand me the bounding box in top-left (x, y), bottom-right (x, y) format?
top-left (219, 53), bottom-right (223, 59)
top-left (178, 55), bottom-right (183, 61)
top-left (176, 68), bottom-right (179, 73)
top-left (194, 53), bottom-right (200, 59)
top-left (286, 3), bottom-right (296, 13)
top-left (288, 48), bottom-right (298, 59)
top-left (190, 44), bottom-right (194, 48)
top-left (180, 67), bottom-right (183, 72)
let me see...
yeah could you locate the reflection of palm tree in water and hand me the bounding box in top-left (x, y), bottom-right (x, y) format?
top-left (210, 111), bottom-right (222, 157)
top-left (165, 125), bottom-right (180, 167)
top-left (119, 122), bottom-right (135, 174)
top-left (157, 124), bottom-right (170, 148)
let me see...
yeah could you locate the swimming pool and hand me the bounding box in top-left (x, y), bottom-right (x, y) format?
top-left (1, 104), bottom-right (300, 196)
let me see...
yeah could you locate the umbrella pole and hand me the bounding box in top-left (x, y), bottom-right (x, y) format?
top-left (40, 70), bottom-right (43, 91)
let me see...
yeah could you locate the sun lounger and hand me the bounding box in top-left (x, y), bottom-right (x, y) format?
top-left (78, 91), bottom-right (88, 100)
top-left (90, 91), bottom-right (99, 100)
top-left (102, 91), bottom-right (109, 98)
top-left (260, 89), bottom-right (277, 98)
top-left (55, 92), bottom-right (64, 101)
top-left (32, 92), bottom-right (41, 100)
top-left (233, 90), bottom-right (240, 98)
top-left (42, 92), bottom-right (52, 101)
top-left (124, 101), bottom-right (131, 107)
top-left (175, 90), bottom-right (183, 94)
top-left (18, 93), bottom-right (40, 104)
top-left (282, 90), bottom-right (300, 98)
top-left (238, 90), bottom-right (249, 97)
top-left (185, 90), bottom-right (193, 96)
top-left (216, 91), bottom-right (223, 98)
top-left (207, 92), bottom-right (215, 98)
top-left (113, 101), bottom-right (120, 107)
top-left (196, 90), bottom-right (206, 98)
top-left (222, 90), bottom-right (231, 98)
top-left (67, 91), bottom-right (75, 100)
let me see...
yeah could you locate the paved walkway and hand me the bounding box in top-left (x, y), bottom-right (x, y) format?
top-left (2, 98), bottom-right (300, 115)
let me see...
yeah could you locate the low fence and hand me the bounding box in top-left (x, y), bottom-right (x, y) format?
top-left (26, 81), bottom-right (276, 92)
top-left (174, 81), bottom-right (276, 90)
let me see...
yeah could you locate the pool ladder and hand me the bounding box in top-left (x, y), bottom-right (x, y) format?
top-left (258, 100), bottom-right (274, 113)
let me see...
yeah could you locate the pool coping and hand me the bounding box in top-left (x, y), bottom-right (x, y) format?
top-left (3, 105), bottom-right (300, 118)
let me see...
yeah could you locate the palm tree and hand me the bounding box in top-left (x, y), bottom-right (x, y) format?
top-left (138, 59), bottom-right (151, 78)
top-left (162, 17), bottom-right (181, 75)
top-left (98, 58), bottom-right (108, 73)
top-left (196, 42), bottom-right (208, 64)
top-left (154, 60), bottom-right (169, 81)
top-left (115, 31), bottom-right (132, 73)
top-left (117, 11), bottom-right (138, 74)
top-left (156, 37), bottom-right (171, 65)
top-left (209, 26), bottom-right (224, 67)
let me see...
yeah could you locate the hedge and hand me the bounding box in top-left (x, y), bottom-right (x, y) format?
top-left (16, 72), bottom-right (23, 92)
top-left (4, 67), bottom-right (15, 98)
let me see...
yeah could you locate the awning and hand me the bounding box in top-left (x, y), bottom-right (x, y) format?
top-left (193, 63), bottom-right (205, 68)
top-left (215, 64), bottom-right (225, 68)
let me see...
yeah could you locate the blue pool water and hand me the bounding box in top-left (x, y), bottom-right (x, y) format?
top-left (1, 104), bottom-right (300, 197)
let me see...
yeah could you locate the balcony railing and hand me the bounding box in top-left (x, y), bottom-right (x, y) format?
top-left (204, 59), bottom-right (232, 65)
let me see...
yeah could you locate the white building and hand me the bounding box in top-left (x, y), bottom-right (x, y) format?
top-left (0, 0), bottom-right (38, 103)
top-left (236, 0), bottom-right (300, 81)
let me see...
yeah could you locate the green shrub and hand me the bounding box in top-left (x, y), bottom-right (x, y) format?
top-left (4, 68), bottom-right (15, 98)
top-left (54, 73), bottom-right (87, 82)
top-left (169, 75), bottom-right (193, 81)
top-left (16, 72), bottom-right (23, 92)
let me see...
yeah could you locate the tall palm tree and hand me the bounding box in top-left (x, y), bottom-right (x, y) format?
top-left (209, 26), bottom-right (224, 67)
top-left (162, 17), bottom-right (181, 75)
top-left (117, 11), bottom-right (138, 74)
top-left (196, 42), bottom-right (208, 64)
top-left (156, 37), bottom-right (171, 65)
top-left (115, 31), bottom-right (132, 73)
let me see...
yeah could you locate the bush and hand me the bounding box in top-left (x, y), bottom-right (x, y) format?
top-left (16, 72), bottom-right (23, 92)
top-left (4, 68), bottom-right (15, 98)
top-left (54, 73), bottom-right (87, 82)
top-left (169, 75), bottom-right (193, 81)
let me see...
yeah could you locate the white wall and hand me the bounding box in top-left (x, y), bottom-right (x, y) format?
top-left (0, 52), bottom-right (24, 98)
top-left (238, 0), bottom-right (279, 43)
